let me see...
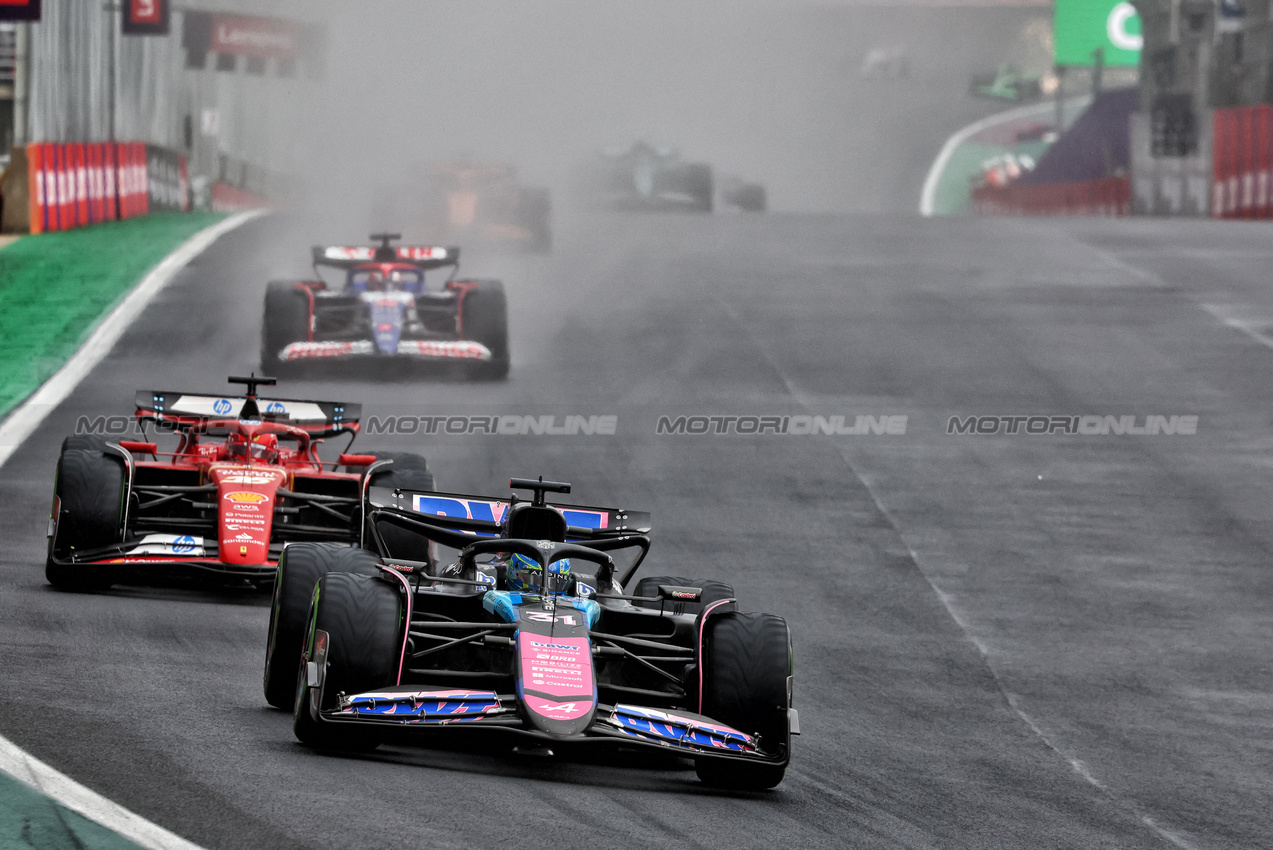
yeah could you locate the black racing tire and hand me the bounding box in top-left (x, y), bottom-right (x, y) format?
top-left (696, 612), bottom-right (792, 790)
top-left (60, 435), bottom-right (109, 454)
top-left (366, 453), bottom-right (436, 562)
top-left (293, 571), bottom-right (403, 751)
top-left (263, 543), bottom-right (381, 709)
top-left (261, 281), bottom-right (311, 373)
top-left (630, 575), bottom-right (735, 616)
top-left (46, 447), bottom-right (126, 592)
top-left (733, 184), bottom-right (767, 213)
top-left (685, 163), bottom-right (714, 213)
top-left (460, 281), bottom-right (510, 380)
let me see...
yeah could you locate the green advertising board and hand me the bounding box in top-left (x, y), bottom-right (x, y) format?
top-left (1054, 0), bottom-right (1143, 67)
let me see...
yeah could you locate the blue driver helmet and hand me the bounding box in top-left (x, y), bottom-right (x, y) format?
top-left (507, 553), bottom-right (572, 595)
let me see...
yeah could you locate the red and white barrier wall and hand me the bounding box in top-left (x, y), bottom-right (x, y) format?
top-left (25, 142), bottom-right (189, 234)
top-left (1211, 105), bottom-right (1273, 219)
top-left (211, 182), bottom-right (271, 213)
top-left (971, 177), bottom-right (1130, 217)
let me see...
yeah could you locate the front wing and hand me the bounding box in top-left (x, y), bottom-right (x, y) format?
top-left (278, 340), bottom-right (492, 362)
top-left (308, 684), bottom-right (790, 766)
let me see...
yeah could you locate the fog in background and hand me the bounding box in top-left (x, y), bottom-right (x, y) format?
top-left (265, 1), bottom-right (1048, 236)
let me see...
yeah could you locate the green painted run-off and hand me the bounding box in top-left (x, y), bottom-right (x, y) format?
top-left (0, 212), bottom-right (228, 420)
top-left (0, 771), bottom-right (143, 849)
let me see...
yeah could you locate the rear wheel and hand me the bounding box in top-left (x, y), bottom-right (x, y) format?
top-left (46, 446), bottom-right (127, 591)
top-left (696, 612), bottom-right (792, 790)
top-left (293, 572), bottom-right (403, 751)
top-left (685, 163), bottom-right (714, 213)
top-left (263, 543), bottom-right (381, 709)
top-left (630, 574), bottom-right (735, 616)
top-left (519, 188), bottom-right (552, 254)
top-left (460, 281), bottom-right (509, 380)
top-left (365, 453), bottom-right (436, 562)
top-left (261, 281), bottom-right (311, 373)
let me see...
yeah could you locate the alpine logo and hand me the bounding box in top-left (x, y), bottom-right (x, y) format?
top-left (543, 702), bottom-right (578, 714)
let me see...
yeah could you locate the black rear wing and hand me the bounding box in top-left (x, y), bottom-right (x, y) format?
top-left (365, 486), bottom-right (652, 582)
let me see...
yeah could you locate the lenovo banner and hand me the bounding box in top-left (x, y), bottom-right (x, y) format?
top-left (211, 14), bottom-right (299, 59)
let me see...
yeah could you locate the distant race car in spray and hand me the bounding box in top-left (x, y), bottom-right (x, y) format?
top-left (266, 476), bottom-right (799, 789)
top-left (584, 142), bottom-right (768, 214)
top-left (586, 142), bottom-right (716, 212)
top-left (970, 64), bottom-right (1045, 102)
top-left (260, 233), bottom-right (509, 379)
top-left (420, 161), bottom-right (551, 254)
top-left (859, 46), bottom-right (911, 79)
top-left (44, 375), bottom-right (434, 591)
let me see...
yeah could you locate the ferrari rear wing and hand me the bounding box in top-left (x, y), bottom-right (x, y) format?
top-left (135, 390), bottom-right (361, 435)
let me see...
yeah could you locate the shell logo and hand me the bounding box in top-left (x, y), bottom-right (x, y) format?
top-left (225, 491), bottom-right (269, 504)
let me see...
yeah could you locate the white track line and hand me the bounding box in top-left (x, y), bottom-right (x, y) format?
top-left (0, 210), bottom-right (264, 467)
top-left (1199, 303), bottom-right (1273, 351)
top-left (918, 97), bottom-right (1090, 217)
top-left (0, 734), bottom-right (203, 849)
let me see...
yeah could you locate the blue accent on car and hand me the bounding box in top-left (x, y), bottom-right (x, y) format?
top-left (369, 300), bottom-right (405, 354)
top-left (482, 590), bottom-right (523, 623)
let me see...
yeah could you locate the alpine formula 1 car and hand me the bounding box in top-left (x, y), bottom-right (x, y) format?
top-left (265, 477), bottom-right (798, 789)
top-left (45, 375), bottom-right (434, 591)
top-left (260, 233), bottom-right (509, 379)
top-left (421, 161), bottom-right (551, 254)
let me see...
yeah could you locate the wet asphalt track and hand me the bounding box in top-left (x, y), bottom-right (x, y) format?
top-left (1, 211), bottom-right (1272, 849)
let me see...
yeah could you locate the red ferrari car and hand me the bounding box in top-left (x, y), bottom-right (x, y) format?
top-left (45, 375), bottom-right (432, 591)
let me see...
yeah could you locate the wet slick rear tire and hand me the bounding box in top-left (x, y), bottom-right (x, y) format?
top-left (264, 543), bottom-right (381, 709)
top-left (261, 281), bottom-right (310, 373)
top-left (46, 447), bottom-right (126, 592)
top-left (696, 612), bottom-right (792, 790)
top-left (460, 282), bottom-right (509, 380)
top-left (294, 572), bottom-right (402, 752)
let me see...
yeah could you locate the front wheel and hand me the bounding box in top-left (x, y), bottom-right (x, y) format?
top-left (263, 543), bottom-right (381, 709)
top-left (696, 611), bottom-right (792, 790)
top-left (293, 572), bottom-right (403, 751)
top-left (46, 446), bottom-right (127, 591)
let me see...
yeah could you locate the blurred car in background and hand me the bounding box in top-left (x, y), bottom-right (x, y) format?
top-left (970, 64), bottom-right (1045, 102)
top-left (421, 161), bottom-right (551, 254)
top-left (859, 46), bottom-right (910, 80)
top-left (261, 233), bottom-right (509, 380)
top-left (585, 142), bottom-right (715, 212)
